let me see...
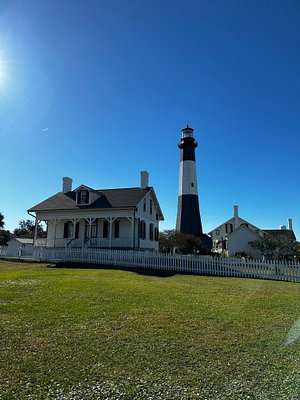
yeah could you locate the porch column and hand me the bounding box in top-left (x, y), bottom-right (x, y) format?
top-left (107, 217), bottom-right (116, 248)
top-left (33, 218), bottom-right (39, 247)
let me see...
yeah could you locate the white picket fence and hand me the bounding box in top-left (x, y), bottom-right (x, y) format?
top-left (1, 245), bottom-right (299, 283)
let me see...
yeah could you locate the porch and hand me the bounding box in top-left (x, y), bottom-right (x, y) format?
top-left (34, 216), bottom-right (138, 249)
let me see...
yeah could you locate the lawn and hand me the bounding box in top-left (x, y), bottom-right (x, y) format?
top-left (0, 260), bottom-right (299, 400)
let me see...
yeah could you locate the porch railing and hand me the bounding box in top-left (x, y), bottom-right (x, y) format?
top-left (35, 237), bottom-right (133, 248)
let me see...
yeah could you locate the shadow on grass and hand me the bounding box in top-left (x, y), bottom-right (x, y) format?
top-left (49, 262), bottom-right (176, 278)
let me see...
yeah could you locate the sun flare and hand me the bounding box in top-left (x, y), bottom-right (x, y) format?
top-left (0, 65), bottom-right (4, 83)
top-left (0, 51), bottom-right (8, 88)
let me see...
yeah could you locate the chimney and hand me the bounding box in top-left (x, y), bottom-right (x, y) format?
top-left (280, 225), bottom-right (287, 230)
top-left (288, 218), bottom-right (293, 231)
top-left (233, 205), bottom-right (239, 230)
top-left (62, 177), bottom-right (72, 193)
top-left (140, 171), bottom-right (149, 189)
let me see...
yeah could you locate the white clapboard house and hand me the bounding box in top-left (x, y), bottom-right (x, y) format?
top-left (208, 205), bottom-right (296, 258)
top-left (28, 171), bottom-right (164, 251)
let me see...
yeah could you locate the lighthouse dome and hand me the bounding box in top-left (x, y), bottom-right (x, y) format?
top-left (182, 125), bottom-right (194, 138)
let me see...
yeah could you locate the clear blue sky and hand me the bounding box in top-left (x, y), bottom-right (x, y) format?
top-left (0, 0), bottom-right (299, 239)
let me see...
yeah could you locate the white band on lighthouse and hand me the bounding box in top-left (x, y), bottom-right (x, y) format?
top-left (178, 160), bottom-right (198, 196)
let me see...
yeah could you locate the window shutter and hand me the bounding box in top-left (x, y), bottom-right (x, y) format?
top-left (139, 220), bottom-right (146, 240)
top-left (75, 222), bottom-right (80, 239)
top-left (103, 221), bottom-right (109, 238)
top-left (149, 224), bottom-right (153, 241)
top-left (63, 222), bottom-right (68, 239)
top-left (114, 221), bottom-right (120, 238)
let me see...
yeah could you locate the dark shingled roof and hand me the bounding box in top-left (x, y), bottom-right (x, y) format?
top-left (264, 229), bottom-right (296, 241)
top-left (28, 187), bottom-right (152, 212)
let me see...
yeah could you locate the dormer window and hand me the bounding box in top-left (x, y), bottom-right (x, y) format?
top-left (78, 190), bottom-right (89, 204)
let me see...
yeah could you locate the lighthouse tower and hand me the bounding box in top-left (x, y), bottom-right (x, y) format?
top-left (176, 125), bottom-right (203, 236)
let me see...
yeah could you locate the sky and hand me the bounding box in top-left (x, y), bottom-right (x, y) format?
top-left (0, 0), bottom-right (299, 239)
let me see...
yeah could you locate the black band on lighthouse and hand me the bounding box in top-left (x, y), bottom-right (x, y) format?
top-left (176, 195), bottom-right (203, 236)
top-left (179, 138), bottom-right (197, 161)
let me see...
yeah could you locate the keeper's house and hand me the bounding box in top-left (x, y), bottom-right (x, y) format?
top-left (28, 171), bottom-right (164, 251)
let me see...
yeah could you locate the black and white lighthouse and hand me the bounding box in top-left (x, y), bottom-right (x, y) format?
top-left (176, 125), bottom-right (203, 237)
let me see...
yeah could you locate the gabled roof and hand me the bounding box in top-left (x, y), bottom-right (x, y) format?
top-left (73, 184), bottom-right (94, 192)
top-left (208, 216), bottom-right (260, 235)
top-left (263, 229), bottom-right (296, 241)
top-left (28, 187), bottom-right (157, 213)
top-left (226, 224), bottom-right (262, 239)
top-left (136, 187), bottom-right (164, 220)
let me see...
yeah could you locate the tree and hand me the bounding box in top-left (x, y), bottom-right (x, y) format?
top-left (0, 212), bottom-right (12, 245)
top-left (251, 234), bottom-right (297, 260)
top-left (294, 242), bottom-right (300, 261)
top-left (0, 229), bottom-right (12, 245)
top-left (159, 230), bottom-right (210, 255)
top-left (13, 219), bottom-right (46, 239)
top-left (0, 212), bottom-right (4, 229)
top-left (159, 230), bottom-right (175, 253)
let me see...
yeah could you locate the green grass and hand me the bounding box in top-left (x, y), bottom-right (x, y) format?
top-left (0, 260), bottom-right (299, 400)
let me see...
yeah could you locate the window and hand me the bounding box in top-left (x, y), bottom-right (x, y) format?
top-left (139, 220), bottom-right (146, 240)
top-left (64, 221), bottom-right (72, 238)
top-left (154, 227), bottom-right (159, 241)
top-left (78, 190), bottom-right (89, 204)
top-left (143, 199), bottom-right (146, 212)
top-left (91, 222), bottom-right (97, 238)
top-left (114, 220), bottom-right (120, 238)
top-left (149, 223), bottom-right (154, 241)
top-left (191, 183), bottom-right (194, 187)
top-left (225, 223), bottom-right (233, 234)
top-left (85, 220), bottom-right (98, 238)
top-left (150, 199), bottom-right (153, 215)
top-left (103, 220), bottom-right (109, 238)
top-left (215, 229), bottom-right (220, 235)
top-left (64, 221), bottom-right (79, 239)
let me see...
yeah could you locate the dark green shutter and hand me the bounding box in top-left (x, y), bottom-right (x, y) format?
top-left (103, 221), bottom-right (108, 238)
top-left (63, 222), bottom-right (68, 238)
top-left (114, 221), bottom-right (119, 238)
top-left (75, 222), bottom-right (80, 239)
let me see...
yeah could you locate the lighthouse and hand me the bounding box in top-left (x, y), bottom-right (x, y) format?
top-left (176, 125), bottom-right (203, 237)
